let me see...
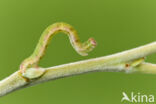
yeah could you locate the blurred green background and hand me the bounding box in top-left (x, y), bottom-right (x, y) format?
top-left (0, 0), bottom-right (156, 103)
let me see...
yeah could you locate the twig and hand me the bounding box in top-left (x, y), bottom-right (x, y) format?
top-left (0, 22), bottom-right (156, 97)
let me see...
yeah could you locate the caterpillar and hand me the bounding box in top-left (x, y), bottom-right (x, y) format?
top-left (20, 22), bottom-right (97, 75)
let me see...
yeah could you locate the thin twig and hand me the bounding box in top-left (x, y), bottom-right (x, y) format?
top-left (0, 22), bottom-right (156, 97)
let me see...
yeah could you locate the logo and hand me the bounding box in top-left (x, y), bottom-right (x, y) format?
top-left (121, 92), bottom-right (154, 103)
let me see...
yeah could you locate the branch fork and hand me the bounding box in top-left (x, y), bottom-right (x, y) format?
top-left (0, 22), bottom-right (156, 97)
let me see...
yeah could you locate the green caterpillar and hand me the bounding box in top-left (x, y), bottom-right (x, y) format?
top-left (20, 22), bottom-right (96, 78)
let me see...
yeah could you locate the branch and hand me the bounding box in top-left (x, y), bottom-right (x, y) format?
top-left (0, 22), bottom-right (156, 97)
